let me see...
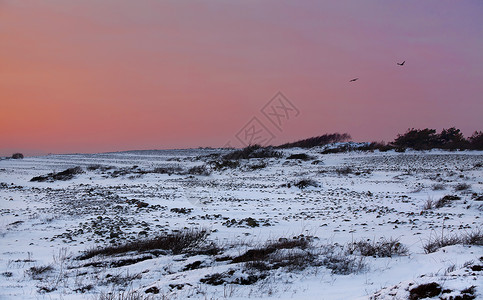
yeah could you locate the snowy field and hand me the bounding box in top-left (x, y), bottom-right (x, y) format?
top-left (0, 148), bottom-right (482, 299)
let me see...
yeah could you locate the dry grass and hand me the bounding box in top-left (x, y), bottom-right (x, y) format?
top-left (78, 228), bottom-right (209, 260)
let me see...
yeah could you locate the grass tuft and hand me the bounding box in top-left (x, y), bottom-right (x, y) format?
top-left (78, 228), bottom-right (209, 260)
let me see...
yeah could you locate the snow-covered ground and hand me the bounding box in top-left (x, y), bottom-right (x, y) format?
top-left (0, 148), bottom-right (481, 299)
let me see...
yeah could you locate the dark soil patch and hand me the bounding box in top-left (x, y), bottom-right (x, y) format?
top-left (409, 282), bottom-right (442, 300)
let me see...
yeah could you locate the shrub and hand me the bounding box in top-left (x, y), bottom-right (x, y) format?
top-left (454, 183), bottom-right (471, 191)
top-left (78, 228), bottom-right (209, 260)
top-left (210, 160), bottom-right (240, 170)
top-left (200, 270), bottom-right (267, 286)
top-left (248, 162), bottom-right (267, 170)
top-left (336, 166), bottom-right (353, 175)
top-left (321, 253), bottom-right (365, 275)
top-left (187, 165), bottom-right (211, 176)
top-left (26, 265), bottom-right (53, 279)
top-left (286, 153), bottom-right (313, 160)
top-left (232, 237), bottom-right (310, 263)
top-left (30, 166), bottom-right (84, 182)
top-left (293, 179), bottom-right (318, 189)
top-left (277, 133), bottom-right (351, 148)
top-left (348, 238), bottom-right (408, 257)
top-left (434, 195), bottom-right (461, 208)
top-left (96, 290), bottom-right (155, 300)
top-left (223, 145), bottom-right (282, 160)
top-left (11, 153), bottom-right (24, 159)
top-left (431, 184), bottom-right (446, 191)
top-left (152, 166), bottom-right (185, 175)
top-left (422, 229), bottom-right (482, 253)
top-left (233, 237), bottom-right (314, 272)
top-left (423, 198), bottom-right (434, 210)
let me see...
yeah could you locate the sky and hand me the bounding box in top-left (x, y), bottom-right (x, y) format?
top-left (1, 1), bottom-right (482, 155)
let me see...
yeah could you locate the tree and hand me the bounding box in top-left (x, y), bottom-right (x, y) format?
top-left (468, 131), bottom-right (483, 150)
top-left (392, 128), bottom-right (439, 150)
top-left (439, 127), bottom-right (468, 150)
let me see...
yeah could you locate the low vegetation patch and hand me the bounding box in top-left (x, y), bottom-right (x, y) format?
top-left (222, 145), bottom-right (282, 160)
top-left (281, 179), bottom-right (319, 189)
top-left (187, 165), bottom-right (211, 176)
top-left (78, 228), bottom-right (209, 260)
top-left (336, 166), bottom-right (353, 176)
top-left (96, 290), bottom-right (156, 300)
top-left (232, 237), bottom-right (310, 264)
top-left (26, 265), bottom-right (53, 279)
top-left (276, 133), bottom-right (351, 148)
top-left (454, 183), bottom-right (471, 191)
top-left (321, 253), bottom-right (365, 275)
top-left (423, 229), bottom-right (483, 253)
top-left (286, 153), bottom-right (313, 160)
top-left (431, 183), bottom-right (446, 191)
top-left (435, 195), bottom-right (461, 208)
top-left (30, 166), bottom-right (84, 182)
top-left (210, 160), bottom-right (240, 170)
top-left (348, 238), bottom-right (409, 257)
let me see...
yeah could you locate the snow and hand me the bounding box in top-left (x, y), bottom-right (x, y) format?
top-left (0, 148), bottom-right (481, 299)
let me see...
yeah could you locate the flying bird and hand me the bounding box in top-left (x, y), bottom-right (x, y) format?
top-left (397, 60), bottom-right (405, 66)
top-left (349, 78), bottom-right (359, 82)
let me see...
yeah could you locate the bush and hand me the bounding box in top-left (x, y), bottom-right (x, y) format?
top-left (96, 290), bottom-right (155, 300)
top-left (210, 160), bottom-right (240, 170)
top-left (348, 238), bottom-right (408, 257)
top-left (321, 253), bottom-right (365, 275)
top-left (187, 165), bottom-right (211, 176)
top-left (248, 162), bottom-right (267, 170)
top-left (454, 183), bottom-right (471, 191)
top-left (293, 179), bottom-right (318, 189)
top-left (423, 198), bottom-right (435, 210)
top-left (11, 153), bottom-right (24, 159)
top-left (233, 237), bottom-right (314, 272)
top-left (431, 184), bottom-right (446, 191)
top-left (26, 265), bottom-right (53, 279)
top-left (30, 166), bottom-right (84, 182)
top-left (78, 228), bottom-right (209, 260)
top-left (152, 166), bottom-right (185, 175)
top-left (434, 195), bottom-right (461, 208)
top-left (232, 237), bottom-right (310, 263)
top-left (422, 229), bottom-right (482, 253)
top-left (223, 145), bottom-right (282, 160)
top-left (286, 153), bottom-right (313, 160)
top-left (277, 133), bottom-right (351, 148)
top-left (336, 166), bottom-right (353, 175)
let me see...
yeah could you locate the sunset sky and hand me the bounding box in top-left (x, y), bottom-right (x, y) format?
top-left (1, 1), bottom-right (482, 156)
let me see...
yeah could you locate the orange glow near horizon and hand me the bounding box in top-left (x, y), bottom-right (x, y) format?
top-left (1, 1), bottom-right (482, 155)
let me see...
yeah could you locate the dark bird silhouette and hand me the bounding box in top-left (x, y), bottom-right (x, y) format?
top-left (397, 60), bottom-right (405, 66)
top-left (349, 78), bottom-right (359, 82)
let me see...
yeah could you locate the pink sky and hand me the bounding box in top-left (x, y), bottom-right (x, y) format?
top-left (1, 1), bottom-right (482, 155)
